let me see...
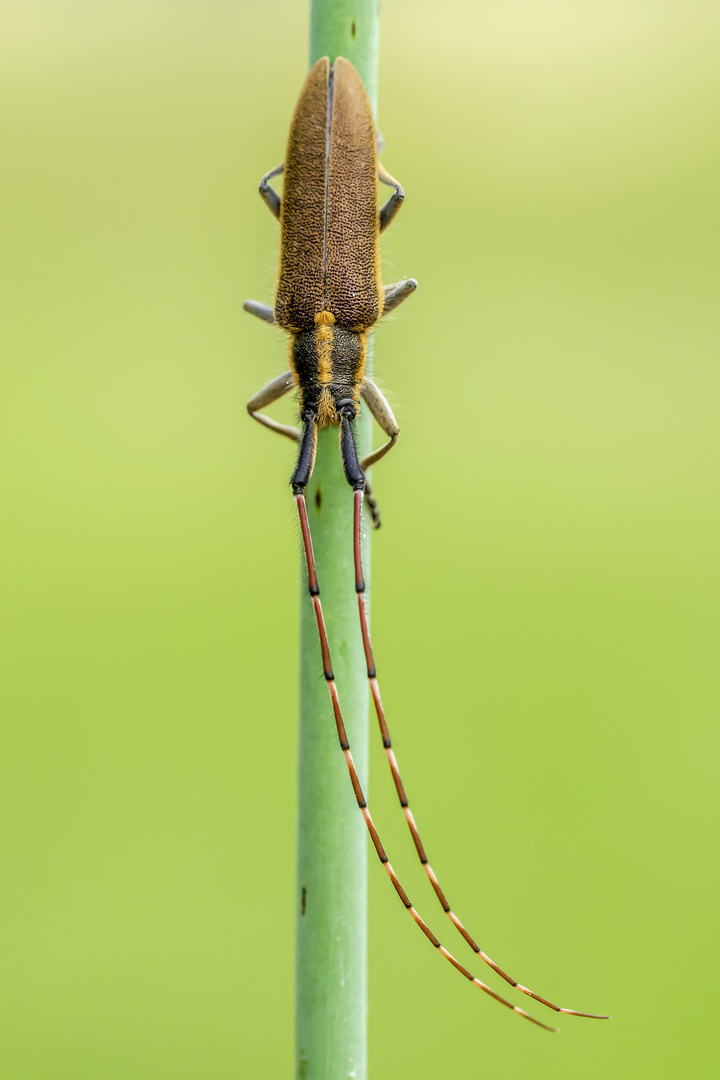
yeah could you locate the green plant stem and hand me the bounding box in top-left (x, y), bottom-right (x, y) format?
top-left (296, 4), bottom-right (379, 1079)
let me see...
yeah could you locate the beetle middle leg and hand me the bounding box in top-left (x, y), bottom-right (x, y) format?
top-left (243, 299), bottom-right (275, 324)
top-left (383, 279), bottom-right (418, 315)
top-left (259, 162), bottom-right (284, 220)
top-left (247, 370), bottom-right (299, 442)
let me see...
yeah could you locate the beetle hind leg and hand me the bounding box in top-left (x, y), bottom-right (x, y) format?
top-left (378, 163), bottom-right (405, 232)
top-left (259, 162), bottom-right (284, 220)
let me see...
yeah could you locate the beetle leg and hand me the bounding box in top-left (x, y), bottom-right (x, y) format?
top-left (359, 378), bottom-right (399, 469)
top-left (378, 163), bottom-right (405, 232)
top-left (247, 371), bottom-right (300, 442)
top-left (243, 300), bottom-right (276, 324)
top-left (362, 481), bottom-right (382, 528)
top-left (259, 162), bottom-right (284, 220)
top-left (355, 378), bottom-right (400, 528)
top-left (382, 278), bottom-right (418, 315)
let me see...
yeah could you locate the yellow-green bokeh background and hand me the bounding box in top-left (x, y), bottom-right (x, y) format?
top-left (3, 2), bottom-right (719, 1075)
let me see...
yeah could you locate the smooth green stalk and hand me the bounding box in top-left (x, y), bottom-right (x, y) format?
top-left (309, 1), bottom-right (379, 113)
top-left (296, 4), bottom-right (378, 1079)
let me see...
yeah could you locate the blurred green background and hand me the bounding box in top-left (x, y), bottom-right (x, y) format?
top-left (2, 1), bottom-right (719, 1076)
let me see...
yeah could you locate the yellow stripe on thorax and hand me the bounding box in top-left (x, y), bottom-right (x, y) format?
top-left (314, 310), bottom-right (335, 385)
top-left (354, 332), bottom-right (368, 394)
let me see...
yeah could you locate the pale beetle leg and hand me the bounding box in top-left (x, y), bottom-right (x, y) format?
top-left (246, 371), bottom-right (299, 442)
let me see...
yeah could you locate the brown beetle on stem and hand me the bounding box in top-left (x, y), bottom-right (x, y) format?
top-left (245, 56), bottom-right (608, 1029)
top-left (245, 56), bottom-right (413, 525)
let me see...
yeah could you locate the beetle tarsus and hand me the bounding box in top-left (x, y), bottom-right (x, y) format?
top-left (363, 482), bottom-right (382, 528)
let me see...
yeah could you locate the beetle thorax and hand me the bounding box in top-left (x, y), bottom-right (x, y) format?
top-left (289, 311), bottom-right (367, 427)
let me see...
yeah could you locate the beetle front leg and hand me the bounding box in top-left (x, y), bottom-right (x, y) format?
top-left (378, 163), bottom-right (405, 232)
top-left (247, 371), bottom-right (300, 442)
top-left (356, 378), bottom-right (400, 528)
top-left (359, 378), bottom-right (399, 469)
top-left (259, 163), bottom-right (284, 220)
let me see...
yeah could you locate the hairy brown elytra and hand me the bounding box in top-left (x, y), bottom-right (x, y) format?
top-left (277, 56), bottom-right (381, 333)
top-left (244, 58), bottom-right (608, 1029)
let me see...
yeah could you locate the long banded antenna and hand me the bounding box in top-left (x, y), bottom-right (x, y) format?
top-left (295, 491), bottom-right (558, 1031)
top-left (351, 489), bottom-right (608, 1021)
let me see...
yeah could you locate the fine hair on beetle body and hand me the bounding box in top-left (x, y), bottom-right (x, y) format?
top-left (244, 56), bottom-right (608, 1030)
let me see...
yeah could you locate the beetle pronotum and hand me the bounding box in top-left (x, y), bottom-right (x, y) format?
top-left (245, 56), bottom-right (607, 1030)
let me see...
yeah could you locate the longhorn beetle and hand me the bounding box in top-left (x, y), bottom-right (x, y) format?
top-left (244, 56), bottom-right (607, 1030)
